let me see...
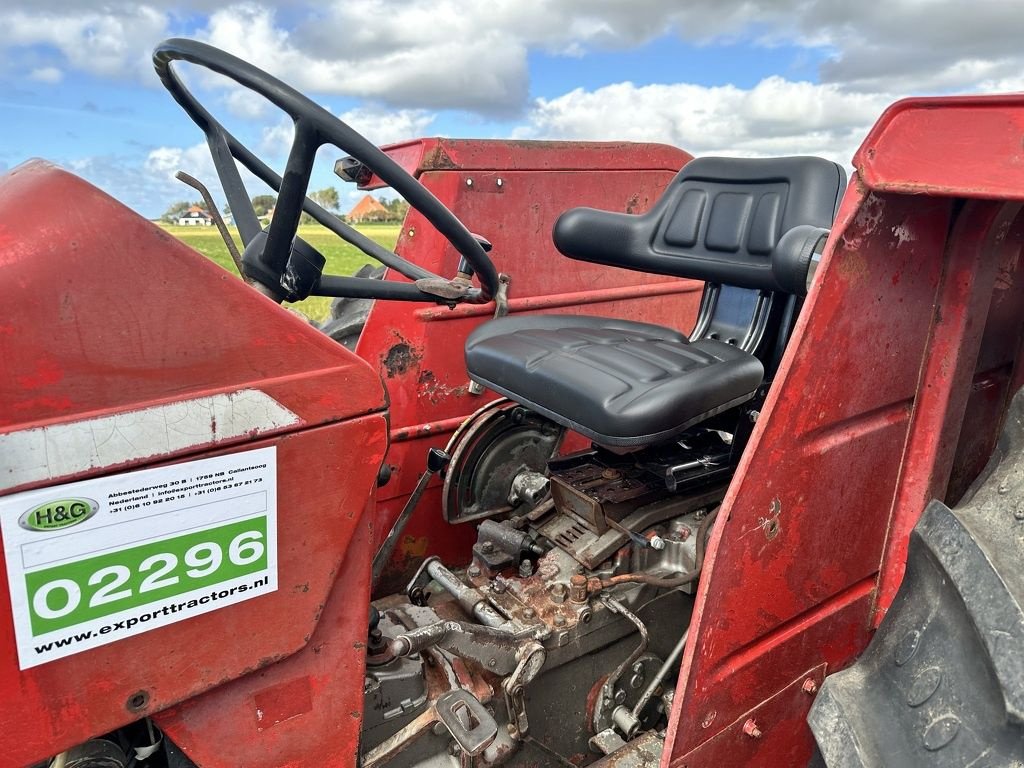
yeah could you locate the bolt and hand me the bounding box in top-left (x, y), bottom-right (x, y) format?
top-left (496, 178), bottom-right (504, 187)
top-left (468, 565), bottom-right (481, 577)
top-left (491, 580), bottom-right (507, 594)
top-left (649, 535), bottom-right (666, 551)
top-left (998, 483), bottom-right (1010, 495)
top-left (519, 559), bottom-right (534, 577)
top-left (1014, 505), bottom-right (1024, 521)
top-left (523, 607), bottom-right (536, 620)
top-left (614, 688), bottom-right (627, 705)
top-left (569, 574), bottom-right (588, 603)
top-left (550, 582), bottom-right (568, 604)
top-left (748, 410), bottom-right (760, 423)
top-left (632, 662), bottom-right (645, 674)
top-left (553, 614), bottom-right (566, 627)
top-left (481, 541), bottom-right (494, 554)
top-left (802, 678), bottom-right (818, 694)
top-left (629, 673), bottom-right (645, 689)
top-left (742, 719), bottom-right (762, 739)
top-left (466, 178), bottom-right (474, 187)
top-left (488, 658), bottom-right (497, 668)
top-left (449, 741), bottom-right (462, 756)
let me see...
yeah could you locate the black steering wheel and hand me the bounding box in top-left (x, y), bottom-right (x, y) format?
top-left (152, 38), bottom-right (498, 305)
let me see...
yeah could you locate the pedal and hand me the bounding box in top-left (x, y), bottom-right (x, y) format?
top-left (435, 689), bottom-right (498, 757)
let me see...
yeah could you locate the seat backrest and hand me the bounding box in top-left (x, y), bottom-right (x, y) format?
top-left (553, 156), bottom-right (846, 368)
top-left (552, 156), bottom-right (846, 293)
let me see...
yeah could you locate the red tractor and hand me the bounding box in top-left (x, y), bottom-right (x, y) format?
top-left (2, 38), bottom-right (1023, 768)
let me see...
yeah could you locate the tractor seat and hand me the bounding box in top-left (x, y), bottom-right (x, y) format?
top-left (465, 156), bottom-right (846, 448)
top-left (466, 315), bottom-right (762, 447)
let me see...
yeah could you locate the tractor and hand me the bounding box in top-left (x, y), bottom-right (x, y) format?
top-left (2, 37), bottom-right (1023, 768)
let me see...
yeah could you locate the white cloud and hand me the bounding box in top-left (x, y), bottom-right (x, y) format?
top-left (0, 6), bottom-right (168, 80)
top-left (336, 105), bottom-right (435, 146)
top-left (28, 66), bottom-right (62, 83)
top-left (517, 77), bottom-right (894, 163)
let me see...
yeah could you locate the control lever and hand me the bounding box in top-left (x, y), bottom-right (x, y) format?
top-left (371, 448), bottom-right (449, 588)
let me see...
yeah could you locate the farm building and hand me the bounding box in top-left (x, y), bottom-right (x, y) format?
top-left (347, 194), bottom-right (388, 223)
top-left (177, 205), bottom-right (213, 226)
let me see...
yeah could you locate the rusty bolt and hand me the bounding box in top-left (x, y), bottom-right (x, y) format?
top-left (553, 614), bottom-right (566, 627)
top-left (742, 719), bottom-right (762, 739)
top-left (491, 579), bottom-right (507, 594)
top-left (523, 607), bottom-right (536, 620)
top-left (520, 559), bottom-right (534, 577)
top-left (550, 582), bottom-right (568, 604)
top-left (802, 678), bottom-right (818, 694)
top-left (569, 574), bottom-right (588, 603)
top-left (468, 565), bottom-right (481, 578)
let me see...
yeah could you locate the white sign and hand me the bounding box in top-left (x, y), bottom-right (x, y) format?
top-left (0, 447), bottom-right (278, 669)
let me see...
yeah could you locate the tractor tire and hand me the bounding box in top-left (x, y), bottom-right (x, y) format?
top-left (808, 392), bottom-right (1024, 767)
top-left (319, 264), bottom-right (385, 350)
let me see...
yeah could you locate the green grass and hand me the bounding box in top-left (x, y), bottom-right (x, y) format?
top-left (159, 222), bottom-right (400, 323)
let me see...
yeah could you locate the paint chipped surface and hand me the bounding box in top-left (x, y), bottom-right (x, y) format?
top-left (0, 389), bottom-right (301, 492)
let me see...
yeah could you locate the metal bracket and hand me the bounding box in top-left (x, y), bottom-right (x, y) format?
top-left (469, 273), bottom-right (512, 395)
top-left (503, 642), bottom-right (546, 740)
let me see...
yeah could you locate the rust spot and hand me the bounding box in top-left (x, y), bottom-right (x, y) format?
top-left (383, 342), bottom-right (418, 378)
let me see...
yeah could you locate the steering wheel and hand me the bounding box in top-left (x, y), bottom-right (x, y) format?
top-left (152, 38), bottom-right (498, 305)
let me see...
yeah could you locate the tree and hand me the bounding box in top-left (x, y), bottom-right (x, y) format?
top-left (378, 197), bottom-right (411, 223)
top-left (309, 187), bottom-right (339, 212)
top-left (251, 194), bottom-right (276, 217)
top-left (161, 200), bottom-right (200, 223)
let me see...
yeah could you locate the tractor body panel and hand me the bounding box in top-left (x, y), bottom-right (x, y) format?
top-left (663, 94), bottom-right (1024, 766)
top-left (0, 162), bottom-right (388, 766)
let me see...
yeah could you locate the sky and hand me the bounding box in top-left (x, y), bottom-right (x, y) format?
top-left (2, 0), bottom-right (1023, 219)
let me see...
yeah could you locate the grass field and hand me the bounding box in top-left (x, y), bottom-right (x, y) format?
top-left (159, 222), bottom-right (399, 322)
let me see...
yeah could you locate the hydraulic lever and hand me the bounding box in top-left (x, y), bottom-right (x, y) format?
top-left (371, 448), bottom-right (450, 589)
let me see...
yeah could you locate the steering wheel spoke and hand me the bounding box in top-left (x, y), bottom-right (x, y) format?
top-left (153, 37), bottom-right (498, 305)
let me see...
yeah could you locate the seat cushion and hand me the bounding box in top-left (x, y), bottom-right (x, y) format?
top-left (465, 315), bottom-right (764, 447)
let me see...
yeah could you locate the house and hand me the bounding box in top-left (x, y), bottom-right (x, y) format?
top-left (347, 195), bottom-right (388, 223)
top-left (177, 205), bottom-right (213, 226)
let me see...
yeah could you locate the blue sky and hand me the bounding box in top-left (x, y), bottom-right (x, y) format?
top-left (2, 1), bottom-right (1022, 218)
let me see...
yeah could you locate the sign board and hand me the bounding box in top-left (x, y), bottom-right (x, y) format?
top-left (0, 447), bottom-right (278, 669)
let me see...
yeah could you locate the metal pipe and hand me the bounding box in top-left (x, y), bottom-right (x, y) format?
top-left (632, 628), bottom-right (689, 719)
top-left (600, 507), bottom-right (719, 589)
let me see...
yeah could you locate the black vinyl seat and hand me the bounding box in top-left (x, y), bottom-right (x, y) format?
top-left (466, 156), bottom-right (846, 448)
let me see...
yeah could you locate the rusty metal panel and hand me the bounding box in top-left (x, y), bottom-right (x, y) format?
top-left (665, 95), bottom-right (1024, 764)
top-left (856, 95), bottom-right (1024, 199)
top-left (0, 162), bottom-right (388, 766)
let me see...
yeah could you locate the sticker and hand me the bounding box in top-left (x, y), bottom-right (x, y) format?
top-left (0, 447), bottom-right (278, 669)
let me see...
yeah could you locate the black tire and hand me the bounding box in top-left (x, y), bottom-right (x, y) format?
top-left (809, 392), bottom-right (1024, 767)
top-left (319, 264), bottom-right (385, 349)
